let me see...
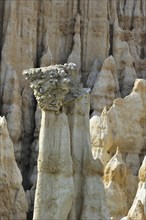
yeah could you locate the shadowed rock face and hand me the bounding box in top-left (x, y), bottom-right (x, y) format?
top-left (23, 64), bottom-right (110, 220)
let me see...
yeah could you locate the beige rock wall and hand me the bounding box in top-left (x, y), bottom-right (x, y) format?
top-left (0, 0), bottom-right (145, 182)
top-left (0, 0), bottom-right (146, 218)
top-left (0, 1), bottom-right (73, 189)
top-left (112, 21), bottom-right (137, 97)
top-left (0, 0), bottom-right (37, 186)
top-left (109, 0), bottom-right (146, 79)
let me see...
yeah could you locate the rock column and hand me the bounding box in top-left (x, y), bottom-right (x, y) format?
top-left (23, 64), bottom-right (76, 219)
top-left (23, 63), bottom-right (110, 220)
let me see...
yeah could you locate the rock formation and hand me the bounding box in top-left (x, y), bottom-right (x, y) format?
top-left (40, 47), bottom-right (54, 67)
top-left (104, 148), bottom-right (128, 219)
top-left (0, 0), bottom-right (146, 182)
top-left (90, 56), bottom-right (120, 115)
top-left (103, 147), bottom-right (139, 220)
top-left (0, 116), bottom-right (28, 219)
top-left (23, 63), bottom-right (76, 220)
top-left (0, 0), bottom-right (146, 219)
top-left (67, 13), bottom-right (81, 75)
top-left (1, 65), bottom-right (22, 163)
top-left (90, 79), bottom-right (146, 174)
top-left (112, 20), bottom-right (137, 97)
top-left (23, 63), bottom-right (110, 220)
top-left (108, 0), bottom-right (146, 80)
top-left (86, 59), bottom-right (102, 89)
top-left (122, 156), bottom-right (146, 220)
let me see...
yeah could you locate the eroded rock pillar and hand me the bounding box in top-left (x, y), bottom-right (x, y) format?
top-left (23, 64), bottom-right (77, 219)
top-left (23, 63), bottom-right (110, 220)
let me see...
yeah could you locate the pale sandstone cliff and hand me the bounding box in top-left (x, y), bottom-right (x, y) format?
top-left (0, 0), bottom-right (146, 219)
top-left (90, 79), bottom-right (146, 170)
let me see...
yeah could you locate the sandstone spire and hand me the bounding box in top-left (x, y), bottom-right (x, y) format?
top-left (104, 147), bottom-right (128, 219)
top-left (0, 116), bottom-right (28, 219)
top-left (67, 13), bottom-right (81, 75)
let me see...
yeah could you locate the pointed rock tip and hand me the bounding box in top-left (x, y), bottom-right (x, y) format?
top-left (0, 116), bottom-right (6, 125)
top-left (116, 146), bottom-right (120, 155)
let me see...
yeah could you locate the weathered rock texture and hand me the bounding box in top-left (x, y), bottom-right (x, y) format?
top-left (90, 79), bottom-right (146, 174)
top-left (104, 148), bottom-right (128, 219)
top-left (0, 0), bottom-right (146, 181)
top-left (0, 0), bottom-right (146, 219)
top-left (90, 56), bottom-right (120, 115)
top-left (121, 156), bottom-right (146, 220)
top-left (23, 63), bottom-right (110, 220)
top-left (103, 147), bottom-right (139, 220)
top-left (0, 116), bottom-right (28, 219)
